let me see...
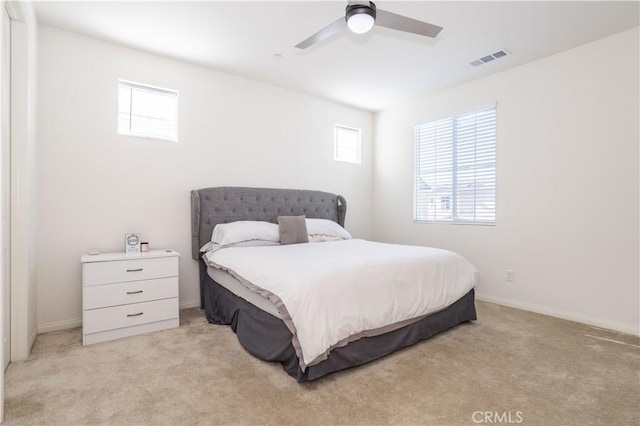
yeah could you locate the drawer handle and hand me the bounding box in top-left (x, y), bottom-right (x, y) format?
top-left (126, 290), bottom-right (143, 295)
top-left (127, 312), bottom-right (143, 317)
top-left (126, 268), bottom-right (143, 272)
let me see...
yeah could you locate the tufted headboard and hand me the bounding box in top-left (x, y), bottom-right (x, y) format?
top-left (190, 187), bottom-right (346, 308)
top-left (190, 187), bottom-right (347, 260)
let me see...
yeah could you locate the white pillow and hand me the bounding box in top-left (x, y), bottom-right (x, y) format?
top-left (305, 218), bottom-right (352, 240)
top-left (211, 221), bottom-right (280, 246)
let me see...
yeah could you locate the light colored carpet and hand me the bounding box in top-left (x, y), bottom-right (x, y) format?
top-left (4, 301), bottom-right (639, 425)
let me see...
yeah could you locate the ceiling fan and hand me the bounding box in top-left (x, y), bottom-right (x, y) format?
top-left (295, 1), bottom-right (443, 49)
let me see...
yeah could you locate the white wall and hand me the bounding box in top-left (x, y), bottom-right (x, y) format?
top-left (37, 26), bottom-right (373, 331)
top-left (373, 28), bottom-right (639, 335)
top-left (8, 0), bottom-right (38, 360)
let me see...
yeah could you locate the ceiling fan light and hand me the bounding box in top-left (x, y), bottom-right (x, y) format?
top-left (347, 13), bottom-right (375, 34)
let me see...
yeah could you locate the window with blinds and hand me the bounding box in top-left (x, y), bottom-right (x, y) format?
top-left (334, 125), bottom-right (362, 164)
top-left (117, 80), bottom-right (179, 142)
top-left (414, 104), bottom-right (496, 224)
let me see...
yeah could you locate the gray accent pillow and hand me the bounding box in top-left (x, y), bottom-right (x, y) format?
top-left (278, 215), bottom-right (309, 245)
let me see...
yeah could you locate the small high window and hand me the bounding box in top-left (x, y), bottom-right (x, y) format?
top-left (118, 80), bottom-right (178, 142)
top-left (334, 125), bottom-right (361, 164)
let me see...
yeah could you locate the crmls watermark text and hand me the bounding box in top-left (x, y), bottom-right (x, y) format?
top-left (472, 411), bottom-right (524, 424)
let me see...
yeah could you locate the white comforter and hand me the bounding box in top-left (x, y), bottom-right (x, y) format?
top-left (205, 239), bottom-right (477, 370)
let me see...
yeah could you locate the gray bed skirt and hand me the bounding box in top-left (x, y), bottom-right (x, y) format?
top-left (204, 273), bottom-right (477, 382)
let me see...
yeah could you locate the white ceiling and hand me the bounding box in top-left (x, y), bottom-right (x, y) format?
top-left (33, 1), bottom-right (639, 112)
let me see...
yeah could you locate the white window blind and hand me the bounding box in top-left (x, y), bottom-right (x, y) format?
top-left (334, 125), bottom-right (361, 164)
top-left (414, 104), bottom-right (496, 224)
top-left (118, 80), bottom-right (178, 142)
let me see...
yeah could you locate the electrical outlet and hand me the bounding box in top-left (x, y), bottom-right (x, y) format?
top-left (504, 270), bottom-right (514, 282)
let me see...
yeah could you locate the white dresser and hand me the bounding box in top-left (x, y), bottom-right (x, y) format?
top-left (81, 249), bottom-right (180, 345)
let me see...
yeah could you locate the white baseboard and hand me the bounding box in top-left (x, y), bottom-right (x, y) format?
top-left (28, 327), bottom-right (37, 352)
top-left (476, 293), bottom-right (639, 336)
top-left (40, 296), bottom-right (636, 337)
top-left (37, 301), bottom-right (202, 334)
top-left (179, 299), bottom-right (201, 309)
top-left (37, 318), bottom-right (82, 334)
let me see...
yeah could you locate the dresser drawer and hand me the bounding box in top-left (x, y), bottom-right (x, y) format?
top-left (83, 277), bottom-right (178, 310)
top-left (83, 298), bottom-right (178, 334)
top-left (83, 257), bottom-right (178, 286)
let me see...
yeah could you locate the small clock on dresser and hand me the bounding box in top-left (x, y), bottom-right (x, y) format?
top-left (81, 249), bottom-right (180, 345)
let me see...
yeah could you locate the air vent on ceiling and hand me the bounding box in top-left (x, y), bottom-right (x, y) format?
top-left (470, 49), bottom-right (511, 67)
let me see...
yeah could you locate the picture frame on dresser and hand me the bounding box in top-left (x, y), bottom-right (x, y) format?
top-left (81, 249), bottom-right (180, 345)
top-left (124, 233), bottom-right (141, 255)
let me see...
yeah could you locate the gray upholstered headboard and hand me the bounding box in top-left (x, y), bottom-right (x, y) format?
top-left (190, 186), bottom-right (347, 260)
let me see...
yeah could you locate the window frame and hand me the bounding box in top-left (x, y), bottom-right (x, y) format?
top-left (413, 103), bottom-right (497, 226)
top-left (333, 124), bottom-right (362, 165)
top-left (117, 79), bottom-right (179, 143)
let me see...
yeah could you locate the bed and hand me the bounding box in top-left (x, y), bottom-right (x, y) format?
top-left (191, 186), bottom-right (477, 382)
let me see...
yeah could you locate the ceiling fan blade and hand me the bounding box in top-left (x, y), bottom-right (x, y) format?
top-left (376, 9), bottom-right (443, 38)
top-left (295, 17), bottom-right (347, 49)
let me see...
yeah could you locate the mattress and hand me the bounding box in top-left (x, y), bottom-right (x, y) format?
top-left (204, 275), bottom-right (477, 382)
top-left (205, 239), bottom-right (477, 370)
top-left (207, 266), bottom-right (282, 318)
